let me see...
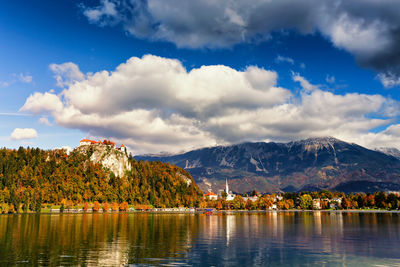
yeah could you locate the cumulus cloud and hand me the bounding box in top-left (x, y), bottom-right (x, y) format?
top-left (80, 0), bottom-right (400, 87)
top-left (20, 55), bottom-right (400, 154)
top-left (49, 62), bottom-right (85, 87)
top-left (20, 92), bottom-right (63, 114)
top-left (10, 128), bottom-right (38, 140)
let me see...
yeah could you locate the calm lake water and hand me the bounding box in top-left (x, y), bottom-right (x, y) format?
top-left (1, 212), bottom-right (400, 266)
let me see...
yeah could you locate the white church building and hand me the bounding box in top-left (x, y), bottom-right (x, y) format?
top-left (218, 179), bottom-right (235, 201)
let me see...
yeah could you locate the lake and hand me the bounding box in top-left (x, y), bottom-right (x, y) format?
top-left (1, 212), bottom-right (400, 266)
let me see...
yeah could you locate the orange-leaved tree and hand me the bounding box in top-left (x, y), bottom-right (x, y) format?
top-left (119, 201), bottom-right (129, 211)
top-left (111, 202), bottom-right (119, 211)
top-left (103, 202), bottom-right (110, 212)
top-left (93, 201), bottom-right (100, 212)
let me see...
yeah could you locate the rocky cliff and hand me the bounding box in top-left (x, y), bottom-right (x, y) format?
top-left (76, 143), bottom-right (131, 177)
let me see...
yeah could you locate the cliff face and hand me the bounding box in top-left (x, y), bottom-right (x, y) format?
top-left (76, 144), bottom-right (131, 177)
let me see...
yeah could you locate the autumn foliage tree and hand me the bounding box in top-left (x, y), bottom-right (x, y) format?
top-left (93, 201), bottom-right (101, 212)
top-left (112, 202), bottom-right (119, 211)
top-left (103, 202), bottom-right (110, 212)
top-left (119, 201), bottom-right (129, 211)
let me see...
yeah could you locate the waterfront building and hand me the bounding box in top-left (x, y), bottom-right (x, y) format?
top-left (313, 199), bottom-right (322, 210)
top-left (243, 196), bottom-right (259, 202)
top-left (204, 192), bottom-right (218, 200)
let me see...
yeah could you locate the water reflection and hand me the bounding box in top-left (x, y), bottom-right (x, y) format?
top-left (1, 212), bottom-right (400, 266)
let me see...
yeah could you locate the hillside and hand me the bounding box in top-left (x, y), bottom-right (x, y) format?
top-left (0, 146), bottom-right (202, 210)
top-left (136, 137), bottom-right (400, 193)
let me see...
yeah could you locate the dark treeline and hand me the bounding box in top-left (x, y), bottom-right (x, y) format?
top-left (0, 147), bottom-right (202, 213)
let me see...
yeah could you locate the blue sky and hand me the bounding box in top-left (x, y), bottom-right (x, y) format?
top-left (1, 0), bottom-right (400, 154)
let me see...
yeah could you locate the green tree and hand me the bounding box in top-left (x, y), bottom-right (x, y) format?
top-left (300, 194), bottom-right (312, 210)
top-left (221, 191), bottom-right (228, 199)
top-left (374, 191), bottom-right (387, 208)
top-left (387, 193), bottom-right (399, 210)
top-left (232, 195), bottom-right (245, 210)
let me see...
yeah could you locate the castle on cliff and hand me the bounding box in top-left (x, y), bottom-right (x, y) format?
top-left (79, 139), bottom-right (127, 153)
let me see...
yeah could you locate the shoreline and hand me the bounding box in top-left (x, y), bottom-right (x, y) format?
top-left (2, 209), bottom-right (400, 215)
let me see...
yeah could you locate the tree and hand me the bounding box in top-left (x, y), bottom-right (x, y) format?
top-left (341, 197), bottom-right (353, 209)
top-left (300, 194), bottom-right (312, 210)
top-left (216, 200), bottom-right (223, 210)
top-left (245, 199), bottom-right (253, 210)
top-left (103, 202), bottom-right (110, 212)
top-left (221, 191), bottom-right (228, 199)
top-left (250, 190), bottom-right (258, 197)
top-left (112, 202), bottom-right (119, 211)
top-left (93, 201), bottom-right (101, 212)
top-left (387, 193), bottom-right (399, 210)
top-left (374, 192), bottom-right (387, 208)
top-left (232, 195), bottom-right (245, 210)
top-left (365, 194), bottom-right (375, 208)
top-left (119, 201), bottom-right (129, 211)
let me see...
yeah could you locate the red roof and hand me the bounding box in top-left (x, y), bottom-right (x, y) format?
top-left (205, 192), bottom-right (217, 196)
top-left (80, 139), bottom-right (98, 144)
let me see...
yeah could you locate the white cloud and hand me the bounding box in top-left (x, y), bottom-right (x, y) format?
top-left (292, 72), bottom-right (318, 92)
top-left (19, 73), bottom-right (33, 83)
top-left (21, 55), bottom-right (400, 154)
top-left (10, 128), bottom-right (38, 140)
top-left (20, 92), bottom-right (63, 114)
top-left (377, 72), bottom-right (400, 88)
top-left (49, 62), bottom-right (85, 87)
top-left (39, 117), bottom-right (52, 126)
top-left (326, 74), bottom-right (335, 84)
top-left (0, 73), bottom-right (33, 87)
top-left (81, 0), bottom-right (400, 87)
top-left (82, 0), bottom-right (118, 25)
top-left (275, 55), bottom-right (294, 65)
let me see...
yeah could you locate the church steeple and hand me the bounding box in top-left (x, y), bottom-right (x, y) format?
top-left (225, 178), bottom-right (229, 194)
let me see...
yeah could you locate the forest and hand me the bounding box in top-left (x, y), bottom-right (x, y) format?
top-left (0, 147), bottom-right (203, 213)
top-left (1, 147), bottom-right (400, 213)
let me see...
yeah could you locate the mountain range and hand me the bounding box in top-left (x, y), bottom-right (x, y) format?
top-left (135, 137), bottom-right (400, 193)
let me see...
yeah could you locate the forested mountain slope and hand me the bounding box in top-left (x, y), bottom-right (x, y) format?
top-left (0, 146), bottom-right (202, 209)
